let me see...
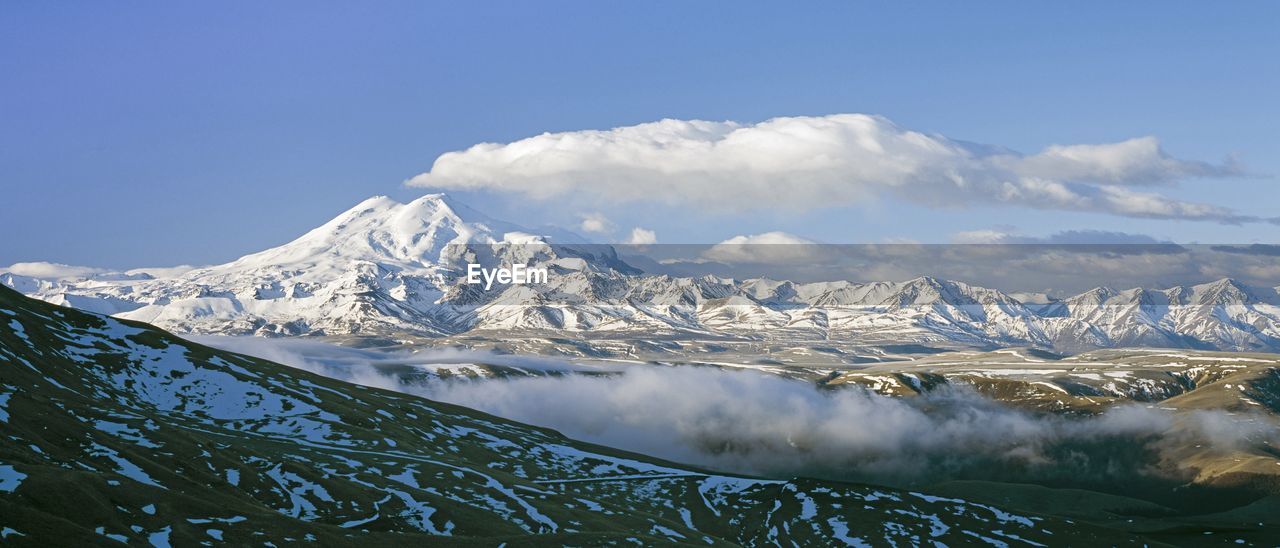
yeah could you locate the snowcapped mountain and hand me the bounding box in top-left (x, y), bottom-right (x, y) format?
top-left (5, 194), bottom-right (1280, 354)
top-left (1, 194), bottom-right (630, 338)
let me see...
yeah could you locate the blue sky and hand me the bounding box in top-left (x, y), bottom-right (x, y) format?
top-left (2, 1), bottom-right (1277, 268)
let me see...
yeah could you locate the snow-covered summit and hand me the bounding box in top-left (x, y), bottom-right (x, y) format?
top-left (215, 193), bottom-right (548, 273)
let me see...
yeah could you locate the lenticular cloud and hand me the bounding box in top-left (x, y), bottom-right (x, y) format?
top-left (409, 113), bottom-right (1249, 222)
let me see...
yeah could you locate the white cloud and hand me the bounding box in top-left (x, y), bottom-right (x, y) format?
top-left (423, 366), bottom-right (1264, 482)
top-left (126, 265), bottom-right (198, 279)
top-left (1, 262), bottom-right (200, 281)
top-left (195, 336), bottom-right (1267, 483)
top-left (2, 262), bottom-right (108, 279)
top-left (702, 232), bottom-right (823, 264)
top-left (409, 114), bottom-right (1253, 223)
top-left (951, 228), bottom-right (1165, 245)
top-left (1008, 137), bottom-right (1235, 185)
top-left (715, 232), bottom-right (817, 246)
top-left (578, 212), bottom-right (613, 234)
top-left (625, 227), bottom-right (657, 245)
top-left (951, 229), bottom-right (1017, 245)
top-left (1, 262), bottom-right (200, 282)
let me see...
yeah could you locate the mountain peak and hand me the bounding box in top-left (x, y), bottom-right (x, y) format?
top-left (1188, 277), bottom-right (1257, 305)
top-left (221, 193), bottom-right (528, 272)
top-left (333, 195), bottom-right (404, 221)
top-left (1197, 277), bottom-right (1246, 290)
top-left (351, 194), bottom-right (398, 209)
top-left (904, 275), bottom-right (944, 287)
top-left (341, 193), bottom-right (462, 217)
top-left (409, 192), bottom-right (449, 203)
top-left (403, 192), bottom-right (456, 212)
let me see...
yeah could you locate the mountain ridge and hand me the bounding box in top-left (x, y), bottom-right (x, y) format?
top-left (5, 194), bottom-right (1280, 354)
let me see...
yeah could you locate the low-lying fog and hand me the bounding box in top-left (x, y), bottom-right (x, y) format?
top-left (193, 336), bottom-right (1278, 488)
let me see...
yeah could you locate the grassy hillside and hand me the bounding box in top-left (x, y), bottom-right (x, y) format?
top-left (0, 285), bottom-right (1145, 545)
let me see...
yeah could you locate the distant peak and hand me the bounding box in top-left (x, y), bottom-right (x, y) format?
top-left (409, 192), bottom-right (449, 204)
top-left (336, 194), bottom-right (471, 224)
top-left (404, 193), bottom-right (493, 224)
top-left (345, 195), bottom-right (401, 212)
top-left (1193, 277), bottom-right (1253, 301)
top-left (346, 194), bottom-right (461, 213)
top-left (1200, 277), bottom-right (1243, 288)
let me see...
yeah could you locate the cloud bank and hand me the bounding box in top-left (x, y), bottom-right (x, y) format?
top-left (577, 212), bottom-right (613, 235)
top-left (950, 228), bottom-right (1169, 245)
top-left (1, 262), bottom-right (197, 281)
top-left (424, 367), bottom-right (1272, 485)
top-left (702, 232), bottom-right (823, 264)
top-left (188, 334), bottom-right (1278, 487)
top-left (624, 227), bottom-right (657, 245)
top-left (2, 262), bottom-right (108, 279)
top-left (409, 114), bottom-right (1252, 223)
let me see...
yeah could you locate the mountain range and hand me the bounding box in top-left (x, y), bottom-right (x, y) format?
top-left (5, 194), bottom-right (1280, 356)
